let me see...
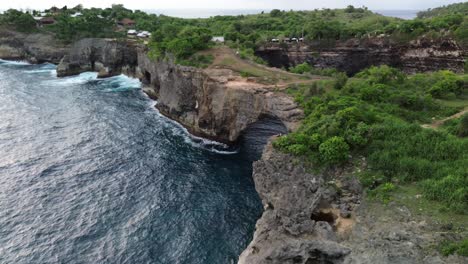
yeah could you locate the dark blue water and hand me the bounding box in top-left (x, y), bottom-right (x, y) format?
top-left (0, 60), bottom-right (262, 264)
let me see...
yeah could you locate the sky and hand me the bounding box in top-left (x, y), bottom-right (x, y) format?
top-left (0, 0), bottom-right (464, 11)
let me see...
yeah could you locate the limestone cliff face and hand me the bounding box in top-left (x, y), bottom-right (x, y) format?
top-left (239, 142), bottom-right (361, 264)
top-left (137, 53), bottom-right (303, 143)
top-left (240, 142), bottom-right (468, 264)
top-left (256, 38), bottom-right (466, 75)
top-left (56, 38), bottom-right (138, 78)
top-left (0, 29), bottom-right (68, 63)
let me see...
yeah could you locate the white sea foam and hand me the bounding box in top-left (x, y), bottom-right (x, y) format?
top-left (43, 72), bottom-right (98, 86)
top-left (0, 59), bottom-right (31, 65)
top-left (98, 74), bottom-right (141, 92)
top-left (153, 105), bottom-right (238, 155)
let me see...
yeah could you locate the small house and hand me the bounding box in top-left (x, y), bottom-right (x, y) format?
top-left (118, 18), bottom-right (136, 27)
top-left (211, 36), bottom-right (225, 43)
top-left (137, 32), bottom-right (149, 38)
top-left (127, 29), bottom-right (137, 35)
top-left (291, 37), bottom-right (298, 42)
top-left (70, 12), bottom-right (82, 18)
top-left (271, 38), bottom-right (279, 42)
top-left (38, 17), bottom-right (56, 26)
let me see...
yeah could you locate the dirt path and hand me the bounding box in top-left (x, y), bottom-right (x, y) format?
top-left (421, 107), bottom-right (468, 129)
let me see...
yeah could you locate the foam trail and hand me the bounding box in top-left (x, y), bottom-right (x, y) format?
top-left (152, 106), bottom-right (239, 155)
top-left (44, 72), bottom-right (98, 86)
top-left (0, 59), bottom-right (31, 65)
top-left (97, 74), bottom-right (142, 92)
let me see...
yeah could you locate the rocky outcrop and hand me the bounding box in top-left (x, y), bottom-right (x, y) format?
top-left (240, 142), bottom-right (468, 264)
top-left (239, 141), bottom-right (361, 264)
top-left (137, 53), bottom-right (303, 143)
top-left (0, 29), bottom-right (68, 63)
top-left (56, 38), bottom-right (138, 77)
top-left (256, 38), bottom-right (467, 75)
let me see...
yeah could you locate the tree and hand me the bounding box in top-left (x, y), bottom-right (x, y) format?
top-left (345, 5), bottom-right (356, 13)
top-left (270, 9), bottom-right (282, 17)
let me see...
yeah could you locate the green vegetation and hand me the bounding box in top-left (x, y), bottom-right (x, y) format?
top-left (0, 9), bottom-right (37, 32)
top-left (2, 3), bottom-right (467, 61)
top-left (439, 238), bottom-right (468, 257)
top-left (148, 26), bottom-right (212, 61)
top-left (442, 113), bottom-right (468, 137)
top-left (290, 63), bottom-right (313, 74)
top-left (417, 2), bottom-right (468, 19)
top-left (49, 13), bottom-right (120, 42)
top-left (275, 66), bottom-right (468, 213)
top-left (178, 54), bottom-right (214, 68)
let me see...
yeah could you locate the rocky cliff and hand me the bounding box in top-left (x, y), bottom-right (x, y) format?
top-left (56, 38), bottom-right (138, 78)
top-left (0, 29), bottom-right (68, 63)
top-left (256, 38), bottom-right (467, 75)
top-left (239, 142), bottom-right (468, 264)
top-left (136, 52), bottom-right (303, 143)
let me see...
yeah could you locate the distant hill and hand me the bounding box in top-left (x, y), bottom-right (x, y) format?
top-left (417, 2), bottom-right (468, 18)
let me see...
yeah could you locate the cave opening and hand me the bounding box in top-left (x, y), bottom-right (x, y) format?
top-left (239, 115), bottom-right (288, 161)
top-left (143, 71), bottom-right (152, 85)
top-left (311, 210), bottom-right (337, 226)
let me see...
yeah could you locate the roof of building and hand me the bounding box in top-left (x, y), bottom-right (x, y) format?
top-left (119, 18), bottom-right (136, 25)
top-left (40, 17), bottom-right (56, 24)
top-left (211, 36), bottom-right (225, 42)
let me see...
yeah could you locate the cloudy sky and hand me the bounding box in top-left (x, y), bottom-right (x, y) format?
top-left (0, 0), bottom-right (463, 10)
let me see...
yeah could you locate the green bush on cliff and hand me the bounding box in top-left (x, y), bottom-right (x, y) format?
top-left (0, 9), bottom-right (37, 33)
top-left (276, 65), bottom-right (468, 213)
top-left (318, 136), bottom-right (349, 164)
top-left (149, 25), bottom-right (213, 61)
top-left (289, 63), bottom-right (313, 74)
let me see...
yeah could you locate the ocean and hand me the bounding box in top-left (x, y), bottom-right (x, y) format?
top-left (0, 60), bottom-right (262, 263)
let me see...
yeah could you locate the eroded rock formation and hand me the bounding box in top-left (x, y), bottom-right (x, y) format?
top-left (56, 38), bottom-right (138, 78)
top-left (137, 53), bottom-right (303, 143)
top-left (239, 141), bottom-right (361, 264)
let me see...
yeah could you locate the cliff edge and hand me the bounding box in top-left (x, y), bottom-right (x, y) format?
top-left (239, 141), bottom-right (468, 264)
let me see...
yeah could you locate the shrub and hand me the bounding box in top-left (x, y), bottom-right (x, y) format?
top-left (333, 72), bottom-right (348, 90)
top-left (422, 174), bottom-right (467, 213)
top-left (290, 63), bottom-right (312, 74)
top-left (429, 78), bottom-right (462, 98)
top-left (319, 136), bottom-right (350, 164)
top-left (439, 239), bottom-right (468, 257)
top-left (457, 113), bottom-right (468, 137)
top-left (355, 65), bottom-right (405, 85)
